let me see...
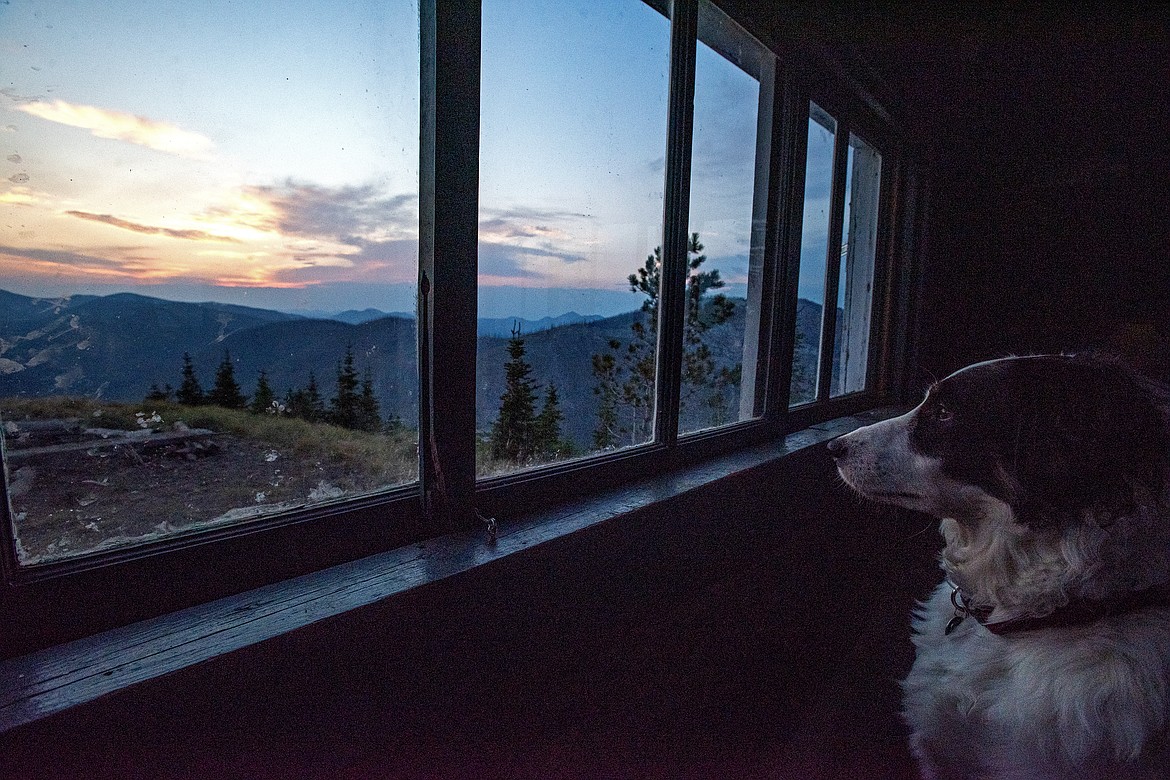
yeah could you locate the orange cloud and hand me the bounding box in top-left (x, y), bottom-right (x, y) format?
top-left (65, 211), bottom-right (239, 243)
top-left (16, 99), bottom-right (215, 159)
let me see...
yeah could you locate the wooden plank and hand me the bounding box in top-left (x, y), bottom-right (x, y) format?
top-left (0, 410), bottom-right (900, 734)
top-left (5, 429), bottom-right (218, 460)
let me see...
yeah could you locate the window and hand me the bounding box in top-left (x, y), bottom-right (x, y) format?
top-left (0, 0), bottom-right (910, 654)
top-left (476, 0), bottom-right (671, 475)
top-left (789, 102), bottom-right (885, 407)
top-left (0, 0), bottom-right (420, 566)
top-left (680, 0), bottom-right (773, 435)
top-left (831, 133), bottom-right (882, 397)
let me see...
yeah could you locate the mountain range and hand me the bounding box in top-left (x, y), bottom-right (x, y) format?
top-left (0, 290), bottom-right (828, 446)
top-left (298, 306), bottom-right (604, 336)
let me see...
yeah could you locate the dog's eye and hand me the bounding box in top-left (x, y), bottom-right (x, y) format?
top-left (923, 401), bottom-right (953, 423)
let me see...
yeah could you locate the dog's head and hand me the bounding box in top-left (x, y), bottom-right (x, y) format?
top-left (830, 354), bottom-right (1168, 530)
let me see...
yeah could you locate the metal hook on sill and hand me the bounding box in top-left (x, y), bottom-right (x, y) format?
top-left (475, 509), bottom-right (498, 545)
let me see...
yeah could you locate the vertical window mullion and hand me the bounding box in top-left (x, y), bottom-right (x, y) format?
top-left (419, 0), bottom-right (480, 533)
top-left (816, 120), bottom-right (849, 403)
top-left (737, 53), bottom-right (776, 421)
top-left (772, 81), bottom-right (810, 420)
top-left (744, 54), bottom-right (792, 422)
top-left (655, 0), bottom-right (698, 448)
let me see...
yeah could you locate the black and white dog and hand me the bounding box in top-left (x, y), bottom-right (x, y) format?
top-left (830, 354), bottom-right (1170, 780)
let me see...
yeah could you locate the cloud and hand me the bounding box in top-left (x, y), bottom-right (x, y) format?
top-left (66, 211), bottom-right (240, 242)
top-left (0, 186), bottom-right (44, 207)
top-left (14, 99), bottom-right (215, 159)
top-left (231, 181), bottom-right (418, 242)
top-left (478, 207), bottom-right (592, 278)
top-left (269, 238), bottom-right (418, 286)
top-left (0, 244), bottom-right (175, 282)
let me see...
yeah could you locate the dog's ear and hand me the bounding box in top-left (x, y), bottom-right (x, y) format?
top-left (1004, 357), bottom-right (1167, 530)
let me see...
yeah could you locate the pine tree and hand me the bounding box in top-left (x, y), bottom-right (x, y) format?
top-left (208, 350), bottom-right (248, 409)
top-left (591, 232), bottom-right (739, 442)
top-left (144, 382), bottom-right (173, 403)
top-left (534, 382), bottom-right (565, 459)
top-left (356, 367), bottom-right (382, 433)
top-left (490, 324), bottom-right (539, 462)
top-left (591, 349), bottom-right (620, 449)
top-left (250, 370), bottom-right (276, 414)
top-left (384, 412), bottom-right (406, 434)
top-left (285, 370), bottom-right (327, 423)
top-left (330, 345), bottom-right (362, 429)
top-left (176, 352), bottom-right (205, 406)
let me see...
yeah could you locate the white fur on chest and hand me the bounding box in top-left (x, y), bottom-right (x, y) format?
top-left (903, 582), bottom-right (1170, 780)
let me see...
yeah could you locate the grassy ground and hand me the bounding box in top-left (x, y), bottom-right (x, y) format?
top-left (1, 397), bottom-right (419, 564)
top-left (2, 396), bottom-right (418, 482)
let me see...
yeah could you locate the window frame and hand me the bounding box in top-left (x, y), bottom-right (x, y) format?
top-left (783, 86), bottom-right (903, 430)
top-left (0, 0), bottom-right (916, 659)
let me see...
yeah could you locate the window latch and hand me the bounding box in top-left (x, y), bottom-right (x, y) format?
top-left (475, 509), bottom-right (498, 544)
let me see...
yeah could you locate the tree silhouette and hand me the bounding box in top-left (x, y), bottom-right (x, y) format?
top-left (144, 382), bottom-right (173, 403)
top-left (176, 352), bottom-right (205, 406)
top-left (591, 348), bottom-right (621, 449)
top-left (329, 345), bottom-right (362, 429)
top-left (490, 324), bottom-right (539, 462)
top-left (208, 350), bottom-right (248, 409)
top-left (250, 370), bottom-right (276, 414)
top-left (356, 367), bottom-right (382, 433)
top-left (285, 370), bottom-right (326, 422)
top-left (534, 382), bottom-right (565, 459)
top-left (591, 233), bottom-right (739, 444)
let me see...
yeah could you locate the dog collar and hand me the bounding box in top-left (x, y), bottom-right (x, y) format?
top-left (946, 581), bottom-right (1170, 636)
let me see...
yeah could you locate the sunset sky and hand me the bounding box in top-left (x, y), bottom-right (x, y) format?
top-left (0, 0), bottom-right (832, 320)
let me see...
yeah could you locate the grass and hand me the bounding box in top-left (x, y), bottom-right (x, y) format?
top-left (1, 396), bottom-right (418, 481)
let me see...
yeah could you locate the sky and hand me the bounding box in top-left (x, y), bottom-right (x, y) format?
top-left (0, 0), bottom-right (832, 320)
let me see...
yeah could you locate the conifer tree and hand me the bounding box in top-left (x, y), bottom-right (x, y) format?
top-left (534, 382), bottom-right (565, 459)
top-left (384, 412), bottom-right (405, 434)
top-left (356, 367), bottom-right (382, 433)
top-left (176, 352), bottom-right (205, 406)
top-left (250, 370), bottom-right (276, 414)
top-left (330, 345), bottom-right (362, 429)
top-left (490, 324), bottom-right (538, 462)
top-left (208, 350), bottom-right (248, 409)
top-left (591, 349), bottom-right (620, 449)
top-left (591, 232), bottom-right (739, 442)
top-left (304, 371), bottom-right (326, 421)
top-left (144, 382), bottom-right (173, 403)
top-left (286, 370), bottom-right (327, 422)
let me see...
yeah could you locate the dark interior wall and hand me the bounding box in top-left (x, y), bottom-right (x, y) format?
top-left (898, 7), bottom-right (1170, 381)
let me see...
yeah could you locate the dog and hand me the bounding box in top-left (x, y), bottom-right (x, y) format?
top-left (829, 354), bottom-right (1170, 779)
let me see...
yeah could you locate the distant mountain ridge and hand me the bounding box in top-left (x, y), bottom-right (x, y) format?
top-left (305, 306), bottom-right (605, 336)
top-left (0, 289), bottom-right (829, 446)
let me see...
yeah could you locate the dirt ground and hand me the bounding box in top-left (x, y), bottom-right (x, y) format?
top-left (5, 426), bottom-right (407, 565)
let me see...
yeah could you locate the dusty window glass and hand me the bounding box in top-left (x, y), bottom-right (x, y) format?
top-left (476, 0), bottom-right (670, 476)
top-left (678, 0), bottom-right (772, 435)
top-left (0, 0), bottom-right (420, 565)
top-left (830, 133), bottom-right (882, 396)
top-left (789, 105), bottom-right (837, 406)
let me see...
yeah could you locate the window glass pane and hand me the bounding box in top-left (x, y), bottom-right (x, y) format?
top-left (0, 0), bottom-right (420, 565)
top-left (679, 0), bottom-right (770, 435)
top-left (789, 105), bottom-right (836, 406)
top-left (830, 133), bottom-right (882, 396)
top-left (477, 0), bottom-right (670, 476)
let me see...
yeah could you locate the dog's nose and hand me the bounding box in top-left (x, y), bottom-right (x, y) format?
top-left (827, 436), bottom-right (850, 459)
